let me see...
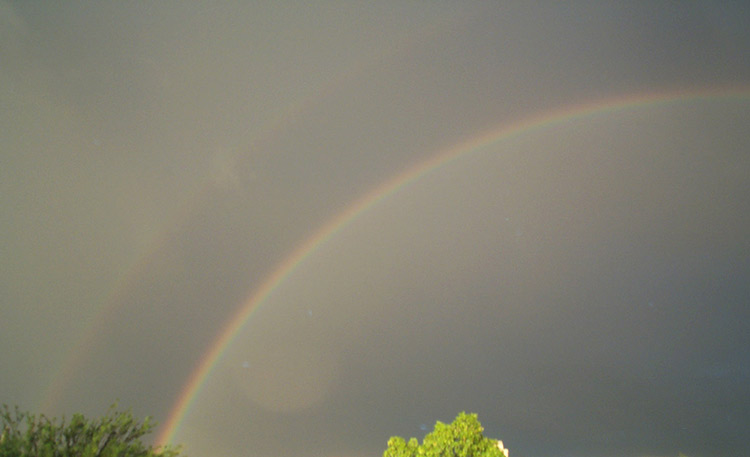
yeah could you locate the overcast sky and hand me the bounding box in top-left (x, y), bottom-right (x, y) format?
top-left (2, 2), bottom-right (749, 457)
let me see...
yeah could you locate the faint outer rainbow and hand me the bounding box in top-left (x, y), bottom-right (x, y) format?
top-left (156, 84), bottom-right (750, 447)
top-left (37, 12), bottom-right (464, 416)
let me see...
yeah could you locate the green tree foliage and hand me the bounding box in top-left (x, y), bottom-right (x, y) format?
top-left (383, 412), bottom-right (506, 457)
top-left (0, 404), bottom-right (181, 457)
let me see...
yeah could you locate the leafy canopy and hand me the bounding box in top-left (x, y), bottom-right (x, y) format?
top-left (0, 404), bottom-right (181, 457)
top-left (384, 412), bottom-right (506, 457)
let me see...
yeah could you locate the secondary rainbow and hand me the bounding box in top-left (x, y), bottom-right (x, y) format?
top-left (38, 14), bottom-right (465, 416)
top-left (156, 84), bottom-right (750, 447)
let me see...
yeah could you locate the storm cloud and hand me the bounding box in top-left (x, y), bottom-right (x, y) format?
top-left (2, 2), bottom-right (749, 457)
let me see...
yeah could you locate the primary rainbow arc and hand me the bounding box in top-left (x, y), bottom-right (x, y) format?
top-left (156, 84), bottom-right (750, 447)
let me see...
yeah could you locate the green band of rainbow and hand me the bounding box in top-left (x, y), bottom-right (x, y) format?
top-left (156, 85), bottom-right (750, 447)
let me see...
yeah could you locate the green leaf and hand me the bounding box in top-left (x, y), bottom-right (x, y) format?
top-left (0, 403), bottom-right (183, 457)
top-left (383, 412), bottom-right (507, 457)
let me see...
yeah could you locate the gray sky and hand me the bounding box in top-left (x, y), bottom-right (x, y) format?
top-left (2, 2), bottom-right (749, 457)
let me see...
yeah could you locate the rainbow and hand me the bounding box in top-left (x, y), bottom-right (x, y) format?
top-left (37, 12), bottom-right (462, 415)
top-left (156, 84), bottom-right (750, 447)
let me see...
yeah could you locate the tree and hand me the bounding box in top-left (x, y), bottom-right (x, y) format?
top-left (0, 404), bottom-right (182, 457)
top-left (383, 412), bottom-right (507, 457)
